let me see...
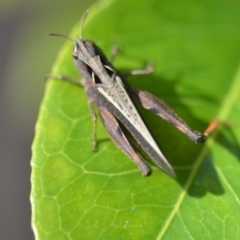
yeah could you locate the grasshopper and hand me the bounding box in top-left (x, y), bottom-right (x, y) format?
top-left (48, 12), bottom-right (207, 177)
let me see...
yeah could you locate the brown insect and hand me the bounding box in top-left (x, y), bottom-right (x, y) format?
top-left (48, 12), bottom-right (208, 177)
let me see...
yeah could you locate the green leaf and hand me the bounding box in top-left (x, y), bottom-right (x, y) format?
top-left (31, 0), bottom-right (240, 239)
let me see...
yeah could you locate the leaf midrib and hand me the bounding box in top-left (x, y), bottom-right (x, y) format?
top-left (157, 63), bottom-right (240, 239)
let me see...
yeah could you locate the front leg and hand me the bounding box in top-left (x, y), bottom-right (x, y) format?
top-left (109, 46), bottom-right (154, 76)
top-left (122, 63), bottom-right (154, 77)
top-left (109, 46), bottom-right (121, 63)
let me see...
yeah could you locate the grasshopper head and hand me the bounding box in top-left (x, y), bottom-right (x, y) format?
top-left (48, 11), bottom-right (95, 64)
top-left (72, 39), bottom-right (96, 63)
top-left (72, 11), bottom-right (96, 63)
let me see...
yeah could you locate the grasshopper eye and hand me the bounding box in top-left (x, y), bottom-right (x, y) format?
top-left (74, 43), bottom-right (80, 52)
top-left (72, 43), bottom-right (79, 57)
top-left (85, 40), bottom-right (93, 46)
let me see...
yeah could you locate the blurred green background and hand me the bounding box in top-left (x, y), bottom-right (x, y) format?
top-left (0, 0), bottom-right (96, 239)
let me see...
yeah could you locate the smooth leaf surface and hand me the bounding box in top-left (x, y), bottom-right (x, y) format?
top-left (31, 0), bottom-right (240, 239)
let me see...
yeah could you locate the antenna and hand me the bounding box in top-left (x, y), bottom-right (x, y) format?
top-left (47, 33), bottom-right (74, 42)
top-left (80, 10), bottom-right (89, 39)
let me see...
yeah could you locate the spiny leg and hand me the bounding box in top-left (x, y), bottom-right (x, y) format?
top-left (123, 63), bottom-right (154, 77)
top-left (131, 88), bottom-right (207, 143)
top-left (47, 74), bottom-right (98, 149)
top-left (103, 65), bottom-right (117, 88)
top-left (100, 108), bottom-right (152, 176)
top-left (109, 46), bottom-right (121, 63)
top-left (46, 74), bottom-right (84, 86)
top-left (109, 46), bottom-right (154, 76)
top-left (88, 101), bottom-right (98, 151)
